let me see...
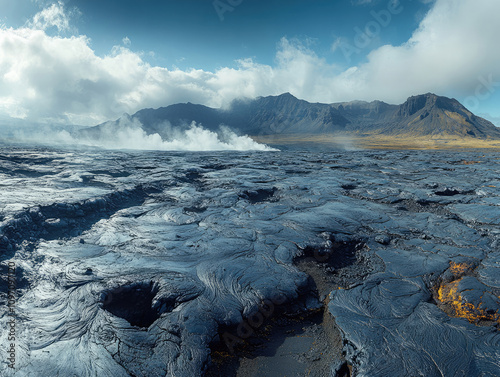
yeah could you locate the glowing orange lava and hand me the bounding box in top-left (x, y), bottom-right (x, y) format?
top-left (448, 261), bottom-right (470, 276)
top-left (437, 262), bottom-right (500, 326)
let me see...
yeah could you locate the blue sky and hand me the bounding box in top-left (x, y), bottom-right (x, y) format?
top-left (67, 0), bottom-right (429, 70)
top-left (0, 0), bottom-right (499, 126)
top-left (2, 0), bottom-right (430, 70)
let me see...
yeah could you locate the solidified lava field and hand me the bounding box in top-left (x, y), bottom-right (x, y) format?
top-left (1, 146), bottom-right (500, 376)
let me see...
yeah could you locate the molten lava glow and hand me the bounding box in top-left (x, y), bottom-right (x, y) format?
top-left (448, 261), bottom-right (470, 276)
top-left (438, 277), bottom-right (500, 325)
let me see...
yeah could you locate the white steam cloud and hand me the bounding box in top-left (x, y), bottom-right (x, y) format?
top-left (6, 120), bottom-right (277, 152)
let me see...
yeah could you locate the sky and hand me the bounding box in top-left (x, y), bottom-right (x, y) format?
top-left (0, 0), bottom-right (499, 126)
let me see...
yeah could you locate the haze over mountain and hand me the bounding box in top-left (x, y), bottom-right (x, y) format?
top-left (83, 93), bottom-right (500, 142)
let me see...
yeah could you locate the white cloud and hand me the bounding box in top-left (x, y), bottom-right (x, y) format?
top-left (347, 0), bottom-right (500, 103)
top-left (28, 1), bottom-right (71, 32)
top-left (0, 0), bottom-right (499, 126)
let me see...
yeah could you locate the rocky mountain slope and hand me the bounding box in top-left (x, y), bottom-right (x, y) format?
top-left (334, 93), bottom-right (500, 138)
top-left (83, 93), bottom-right (500, 140)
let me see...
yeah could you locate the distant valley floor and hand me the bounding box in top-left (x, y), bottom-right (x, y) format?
top-left (251, 133), bottom-right (500, 150)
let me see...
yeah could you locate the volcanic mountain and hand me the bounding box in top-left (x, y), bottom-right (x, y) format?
top-left (82, 93), bottom-right (500, 140)
top-left (334, 93), bottom-right (500, 138)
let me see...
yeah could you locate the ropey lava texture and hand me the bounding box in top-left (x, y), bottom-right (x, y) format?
top-left (0, 147), bottom-right (499, 376)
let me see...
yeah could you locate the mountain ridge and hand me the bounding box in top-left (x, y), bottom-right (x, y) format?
top-left (83, 92), bottom-right (500, 141)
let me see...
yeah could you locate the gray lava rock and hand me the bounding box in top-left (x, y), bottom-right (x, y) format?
top-left (1, 147), bottom-right (499, 377)
top-left (375, 235), bottom-right (391, 245)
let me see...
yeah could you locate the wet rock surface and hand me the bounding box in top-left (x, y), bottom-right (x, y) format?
top-left (0, 146), bottom-right (499, 376)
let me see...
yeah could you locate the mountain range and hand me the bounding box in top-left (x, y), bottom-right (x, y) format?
top-left (82, 93), bottom-right (500, 141)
